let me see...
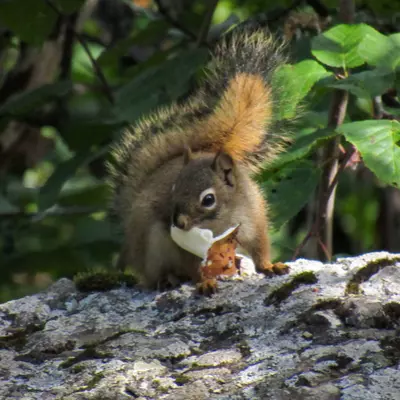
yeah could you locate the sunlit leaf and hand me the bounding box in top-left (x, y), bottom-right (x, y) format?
top-left (273, 60), bottom-right (331, 120)
top-left (312, 24), bottom-right (375, 69)
top-left (338, 120), bottom-right (400, 187)
top-left (358, 30), bottom-right (400, 71)
top-left (72, 42), bottom-right (105, 83)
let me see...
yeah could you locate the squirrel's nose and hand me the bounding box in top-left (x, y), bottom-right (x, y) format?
top-left (172, 208), bottom-right (190, 230)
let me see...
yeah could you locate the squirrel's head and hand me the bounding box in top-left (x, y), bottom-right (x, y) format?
top-left (171, 148), bottom-right (236, 231)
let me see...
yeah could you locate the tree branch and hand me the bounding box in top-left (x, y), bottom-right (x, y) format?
top-left (294, 0), bottom-right (354, 261)
top-left (326, 145), bottom-right (356, 199)
top-left (196, 0), bottom-right (219, 47)
top-left (373, 95), bottom-right (400, 121)
top-left (314, 92), bottom-right (348, 260)
top-left (154, 0), bottom-right (198, 42)
top-left (312, 0), bottom-right (355, 261)
top-left (44, 0), bottom-right (114, 104)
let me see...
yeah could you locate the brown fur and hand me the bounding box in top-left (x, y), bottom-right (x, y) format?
top-left (108, 27), bottom-right (293, 288)
top-left (201, 74), bottom-right (272, 166)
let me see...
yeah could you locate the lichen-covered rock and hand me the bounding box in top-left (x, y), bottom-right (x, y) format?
top-left (1, 252), bottom-right (400, 400)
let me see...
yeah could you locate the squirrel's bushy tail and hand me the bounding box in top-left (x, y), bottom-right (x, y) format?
top-left (195, 28), bottom-right (289, 168)
top-left (108, 26), bottom-right (290, 204)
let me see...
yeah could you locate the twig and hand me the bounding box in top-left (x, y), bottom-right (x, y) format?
top-left (292, 145), bottom-right (355, 260)
top-left (339, 0), bottom-right (355, 23)
top-left (80, 33), bottom-right (107, 47)
top-left (44, 0), bottom-right (114, 104)
top-left (294, 0), bottom-right (354, 261)
top-left (312, 0), bottom-right (355, 261)
top-left (382, 89), bottom-right (400, 108)
top-left (317, 236), bottom-right (331, 260)
top-left (75, 37), bottom-right (114, 103)
top-left (373, 95), bottom-right (400, 121)
top-left (315, 91), bottom-right (348, 261)
top-left (372, 96), bottom-right (385, 118)
top-left (154, 0), bottom-right (198, 42)
top-left (196, 0), bottom-right (219, 47)
top-left (60, 13), bottom-right (77, 80)
top-left (326, 146), bottom-right (356, 199)
top-left (293, 230), bottom-right (312, 260)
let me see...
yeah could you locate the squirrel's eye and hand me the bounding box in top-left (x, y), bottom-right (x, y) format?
top-left (202, 193), bottom-right (215, 207)
top-left (199, 188), bottom-right (216, 209)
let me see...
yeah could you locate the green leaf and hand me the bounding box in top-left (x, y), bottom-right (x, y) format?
top-left (273, 59), bottom-right (331, 120)
top-left (39, 151), bottom-right (89, 211)
top-left (38, 146), bottom-right (108, 210)
top-left (115, 48), bottom-right (209, 123)
top-left (1, 247), bottom-right (87, 276)
top-left (357, 28), bottom-right (389, 67)
top-left (72, 42), bottom-right (105, 83)
top-left (312, 24), bottom-right (374, 69)
top-left (396, 71), bottom-right (400, 93)
top-left (0, 0), bottom-right (56, 45)
top-left (1, 241), bottom-right (117, 278)
top-left (0, 81), bottom-right (72, 116)
top-left (122, 48), bottom-right (177, 81)
top-left (257, 127), bottom-right (336, 180)
top-left (0, 195), bottom-right (19, 214)
top-left (0, 0), bottom-right (84, 45)
top-left (72, 217), bottom-right (116, 245)
top-left (338, 120), bottom-right (400, 187)
top-left (326, 70), bottom-right (395, 98)
top-left (58, 183), bottom-right (109, 208)
top-left (54, 0), bottom-right (85, 13)
top-left (363, 0), bottom-right (400, 15)
top-left (114, 91), bottom-right (161, 125)
top-left (60, 115), bottom-right (124, 151)
top-left (358, 30), bottom-right (400, 71)
top-left (262, 160), bottom-right (320, 227)
top-left (98, 20), bottom-right (170, 69)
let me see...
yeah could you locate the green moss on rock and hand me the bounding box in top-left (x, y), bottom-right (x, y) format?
top-left (265, 271), bottom-right (318, 306)
top-left (74, 268), bottom-right (138, 292)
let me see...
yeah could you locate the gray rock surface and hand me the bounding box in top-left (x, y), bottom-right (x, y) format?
top-left (1, 252), bottom-right (400, 400)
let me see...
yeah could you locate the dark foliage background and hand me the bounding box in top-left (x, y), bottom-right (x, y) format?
top-left (0, 0), bottom-right (399, 302)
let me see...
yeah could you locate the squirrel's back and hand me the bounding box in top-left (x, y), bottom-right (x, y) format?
top-left (108, 26), bottom-right (290, 215)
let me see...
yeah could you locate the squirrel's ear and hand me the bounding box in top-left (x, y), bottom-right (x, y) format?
top-left (211, 152), bottom-right (235, 187)
top-left (183, 145), bottom-right (192, 165)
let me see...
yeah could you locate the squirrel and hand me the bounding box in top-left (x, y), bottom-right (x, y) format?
top-left (107, 26), bottom-right (294, 290)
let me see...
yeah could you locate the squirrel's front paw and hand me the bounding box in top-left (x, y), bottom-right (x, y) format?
top-left (258, 261), bottom-right (290, 277)
top-left (196, 278), bottom-right (218, 296)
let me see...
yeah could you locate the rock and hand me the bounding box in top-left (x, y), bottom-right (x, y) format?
top-left (0, 251), bottom-right (400, 400)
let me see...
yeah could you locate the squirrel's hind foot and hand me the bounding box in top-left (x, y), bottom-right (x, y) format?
top-left (196, 278), bottom-right (218, 296)
top-left (258, 261), bottom-right (290, 277)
